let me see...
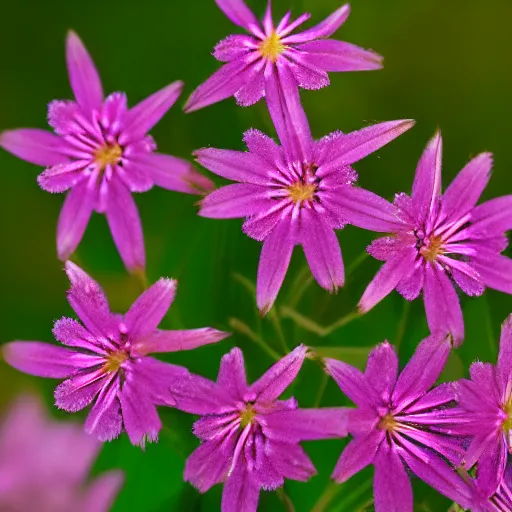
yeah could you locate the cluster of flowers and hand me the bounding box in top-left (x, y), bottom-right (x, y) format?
top-left (1, 1), bottom-right (512, 511)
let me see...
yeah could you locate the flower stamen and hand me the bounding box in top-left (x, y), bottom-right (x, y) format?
top-left (420, 235), bottom-right (445, 262)
top-left (103, 350), bottom-right (129, 373)
top-left (259, 32), bottom-right (285, 62)
top-left (378, 413), bottom-right (399, 433)
top-left (94, 143), bottom-right (123, 171)
top-left (502, 399), bottom-right (512, 433)
top-left (240, 404), bottom-right (256, 428)
top-left (287, 182), bottom-right (317, 203)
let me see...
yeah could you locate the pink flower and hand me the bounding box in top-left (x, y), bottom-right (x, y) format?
top-left (359, 131), bottom-right (512, 345)
top-left (182, 346), bottom-right (349, 512)
top-left (0, 394), bottom-right (123, 512)
top-left (3, 262), bottom-right (230, 446)
top-left (0, 31), bottom-right (213, 272)
top-left (185, 1), bottom-right (382, 112)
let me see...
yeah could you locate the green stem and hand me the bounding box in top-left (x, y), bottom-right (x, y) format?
top-left (276, 488), bottom-right (295, 512)
top-left (311, 481), bottom-right (342, 512)
top-left (287, 265), bottom-right (314, 308)
top-left (314, 372), bottom-right (329, 407)
top-left (228, 318), bottom-right (281, 361)
top-left (133, 267), bottom-right (149, 291)
top-left (268, 308), bottom-right (289, 354)
top-left (345, 251), bottom-right (369, 282)
top-left (394, 300), bottom-right (411, 350)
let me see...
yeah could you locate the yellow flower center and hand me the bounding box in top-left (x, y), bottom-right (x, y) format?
top-left (103, 350), bottom-right (129, 373)
top-left (240, 404), bottom-right (256, 428)
top-left (378, 413), bottom-right (398, 433)
top-left (287, 182), bottom-right (317, 203)
top-left (503, 399), bottom-right (512, 433)
top-left (94, 143), bottom-right (123, 171)
top-left (420, 235), bottom-right (445, 262)
top-left (259, 32), bottom-right (285, 62)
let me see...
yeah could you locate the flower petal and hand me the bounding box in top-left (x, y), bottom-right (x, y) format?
top-left (235, 65), bottom-right (266, 106)
top-left (121, 81), bottom-right (183, 142)
top-left (332, 430), bottom-right (383, 482)
top-left (300, 209), bottom-right (344, 291)
top-left (135, 327), bottom-right (229, 356)
top-left (243, 129), bottom-right (285, 166)
top-left (472, 252), bottom-right (512, 294)
top-left (53, 317), bottom-right (102, 353)
top-left (57, 177), bottom-right (96, 261)
top-left (221, 463), bottom-right (261, 512)
top-left (249, 345), bottom-right (308, 402)
top-left (124, 278), bottom-right (176, 340)
top-left (365, 342), bottom-right (398, 398)
top-left (326, 185), bottom-right (403, 232)
top-left (214, 35), bottom-right (255, 62)
top-left (83, 471), bottom-right (124, 512)
top-left (0, 128), bottom-right (67, 166)
top-left (392, 332), bottom-right (451, 411)
top-left (441, 152), bottom-right (493, 221)
top-left (471, 195), bottom-right (512, 235)
top-left (282, 5), bottom-right (350, 44)
top-left (38, 160), bottom-right (89, 193)
top-left (412, 130), bottom-right (442, 224)
top-left (498, 314), bottom-right (512, 396)
top-left (217, 347), bottom-right (249, 399)
top-left (423, 264), bottom-right (465, 346)
top-left (373, 444), bottom-right (413, 512)
top-left (359, 247), bottom-right (417, 313)
top-left (256, 216), bottom-right (296, 314)
top-left (66, 31), bottom-right (103, 111)
top-left (215, 0), bottom-right (259, 30)
top-left (105, 178), bottom-right (145, 272)
top-left (184, 59), bottom-right (252, 113)
top-left (130, 152), bottom-right (213, 194)
top-left (65, 261), bottom-right (118, 338)
top-left (3, 341), bottom-right (79, 378)
top-left (195, 147), bottom-right (273, 185)
top-left (286, 54), bottom-right (329, 91)
top-left (55, 370), bottom-right (108, 412)
top-left (294, 39), bottom-right (383, 72)
top-left (318, 120), bottom-right (415, 176)
top-left (476, 433), bottom-right (507, 498)
top-left (199, 183), bottom-right (273, 219)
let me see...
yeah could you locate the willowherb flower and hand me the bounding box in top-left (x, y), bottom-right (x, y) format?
top-left (0, 31), bottom-right (213, 272)
top-left (451, 313), bottom-right (512, 498)
top-left (359, 131), bottom-right (512, 345)
top-left (182, 346), bottom-right (349, 512)
top-left (0, 394), bottom-right (123, 512)
top-left (196, 75), bottom-right (414, 313)
top-left (325, 334), bottom-right (472, 512)
top-left (2, 262), bottom-right (229, 446)
top-left (184, 1), bottom-right (382, 112)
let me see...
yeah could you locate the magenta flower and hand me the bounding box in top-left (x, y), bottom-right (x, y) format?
top-left (196, 83), bottom-right (413, 313)
top-left (325, 334), bottom-right (472, 512)
top-left (359, 131), bottom-right (512, 345)
top-left (452, 313), bottom-right (512, 498)
top-left (183, 346), bottom-right (349, 512)
top-left (3, 262), bottom-right (229, 446)
top-left (0, 31), bottom-right (213, 272)
top-left (0, 394), bottom-right (123, 512)
top-left (184, 1), bottom-right (382, 112)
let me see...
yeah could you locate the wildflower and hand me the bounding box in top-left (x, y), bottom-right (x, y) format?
top-left (183, 346), bottom-right (349, 512)
top-left (325, 334), bottom-right (472, 511)
top-left (196, 83), bottom-right (413, 313)
top-left (452, 313), bottom-right (512, 498)
top-left (3, 262), bottom-right (229, 446)
top-left (359, 131), bottom-right (512, 345)
top-left (0, 394), bottom-right (123, 512)
top-left (184, 1), bottom-right (382, 112)
top-left (0, 31), bottom-right (212, 272)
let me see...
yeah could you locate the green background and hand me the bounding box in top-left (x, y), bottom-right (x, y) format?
top-left (1, 0), bottom-right (511, 510)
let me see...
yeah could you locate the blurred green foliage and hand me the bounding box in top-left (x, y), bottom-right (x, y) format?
top-left (1, 0), bottom-right (512, 510)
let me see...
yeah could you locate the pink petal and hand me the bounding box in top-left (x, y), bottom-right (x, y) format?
top-left (359, 247), bottom-right (417, 313)
top-left (294, 39), bottom-right (383, 72)
top-left (83, 471), bottom-right (124, 512)
top-left (256, 216), bottom-right (296, 314)
top-left (121, 81), bottom-right (183, 142)
top-left (317, 120), bottom-right (416, 176)
top-left (105, 178), bottom-right (145, 272)
top-left (57, 177), bottom-right (96, 260)
top-left (441, 152), bottom-right (493, 221)
top-left (498, 314), bottom-right (512, 396)
top-left (286, 53), bottom-right (330, 90)
top-left (53, 317), bottom-right (102, 353)
top-left (476, 435), bottom-right (507, 498)
top-left (38, 160), bottom-right (89, 193)
top-left (215, 0), bottom-right (259, 31)
top-left (282, 4), bottom-right (350, 44)
top-left (235, 66), bottom-right (266, 106)
top-left (373, 444), bottom-right (413, 512)
top-left (326, 185), bottom-right (403, 232)
top-left (124, 278), bottom-right (176, 340)
top-left (199, 183), bottom-right (273, 219)
top-left (66, 31), bottom-right (104, 111)
top-left (243, 129), bottom-right (285, 166)
top-left (423, 264), bottom-right (464, 346)
top-left (184, 59), bottom-right (253, 113)
top-left (365, 342), bottom-right (398, 398)
top-left (55, 370), bottom-right (108, 412)
top-left (221, 463), bottom-right (261, 512)
top-left (249, 345), bottom-right (308, 401)
top-left (300, 209), bottom-right (344, 291)
top-left (396, 264), bottom-right (424, 300)
top-left (130, 152), bottom-right (213, 194)
top-left (2, 341), bottom-right (79, 378)
top-left (214, 35), bottom-right (255, 62)
top-left (269, 442), bottom-right (317, 482)
top-left (265, 62), bottom-right (312, 162)
top-left (135, 327), bottom-right (229, 356)
top-left (472, 251), bottom-right (512, 294)
top-left (242, 202), bottom-right (287, 241)
top-left (471, 195), bottom-right (512, 236)
top-left (412, 130), bottom-right (442, 224)
top-left (332, 430), bottom-right (383, 482)
top-left (0, 128), bottom-right (67, 166)
top-left (64, 261), bottom-right (118, 338)
top-left (195, 147), bottom-right (273, 185)
top-left (218, 347), bottom-right (248, 398)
